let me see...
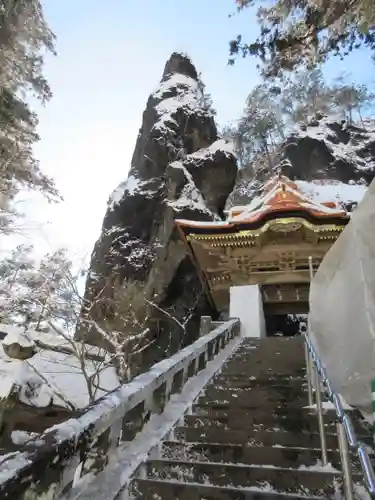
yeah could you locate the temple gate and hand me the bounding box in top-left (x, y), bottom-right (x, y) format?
top-left (176, 175), bottom-right (350, 333)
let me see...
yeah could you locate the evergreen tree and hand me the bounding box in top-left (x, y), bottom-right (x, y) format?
top-left (0, 247), bottom-right (82, 332)
top-left (229, 0), bottom-right (375, 78)
top-left (331, 74), bottom-right (375, 123)
top-left (0, 244), bottom-right (35, 323)
top-left (234, 85), bottom-right (283, 168)
top-left (230, 69), bottom-right (374, 170)
top-left (280, 69), bottom-right (332, 124)
top-left (197, 72), bottom-right (217, 115)
top-left (22, 249), bottom-right (76, 330)
top-left (0, 1), bottom-right (59, 233)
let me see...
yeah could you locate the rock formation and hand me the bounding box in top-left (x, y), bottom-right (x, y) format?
top-left (77, 53), bottom-right (237, 370)
top-left (227, 117), bottom-right (375, 210)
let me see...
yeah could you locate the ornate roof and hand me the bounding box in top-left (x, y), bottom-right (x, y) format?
top-left (176, 175), bottom-right (349, 233)
top-left (227, 175), bottom-right (346, 223)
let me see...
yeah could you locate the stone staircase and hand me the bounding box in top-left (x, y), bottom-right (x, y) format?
top-left (131, 336), bottom-right (371, 499)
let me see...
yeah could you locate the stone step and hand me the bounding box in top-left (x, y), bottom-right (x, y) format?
top-left (214, 375), bottom-right (307, 388)
top-left (161, 441), bottom-right (344, 470)
top-left (231, 347), bottom-right (305, 357)
top-left (197, 395), bottom-right (308, 409)
top-left (200, 386), bottom-right (309, 406)
top-left (220, 366), bottom-right (307, 377)
top-left (141, 459), bottom-right (346, 497)
top-left (228, 349), bottom-right (305, 359)
top-left (132, 478), bottom-right (329, 500)
top-left (174, 426), bottom-right (339, 449)
top-left (184, 414), bottom-right (338, 433)
top-left (239, 337), bottom-right (305, 347)
top-left (230, 348), bottom-right (305, 357)
top-left (222, 351), bottom-right (306, 360)
top-left (192, 403), bottom-right (317, 419)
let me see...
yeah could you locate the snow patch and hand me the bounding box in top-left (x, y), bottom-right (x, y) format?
top-left (0, 452), bottom-right (31, 483)
top-left (304, 394), bottom-right (353, 410)
top-left (189, 139), bottom-right (236, 161)
top-left (168, 163), bottom-right (214, 216)
top-left (296, 180), bottom-right (367, 206)
top-left (0, 324), bottom-right (120, 409)
top-left (107, 175), bottom-right (156, 211)
top-left (2, 328), bottom-right (34, 349)
top-left (11, 430), bottom-right (37, 446)
top-left (151, 73), bottom-right (209, 134)
top-left (297, 118), bottom-right (375, 173)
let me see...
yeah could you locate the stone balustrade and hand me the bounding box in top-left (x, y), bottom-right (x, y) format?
top-left (0, 318), bottom-right (240, 500)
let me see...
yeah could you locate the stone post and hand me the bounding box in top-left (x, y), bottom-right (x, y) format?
top-left (199, 316), bottom-right (212, 337)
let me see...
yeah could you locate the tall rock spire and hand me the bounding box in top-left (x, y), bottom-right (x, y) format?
top-left (76, 53), bottom-right (237, 370)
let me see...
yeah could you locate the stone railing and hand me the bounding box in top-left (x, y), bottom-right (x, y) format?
top-left (0, 318), bottom-right (240, 500)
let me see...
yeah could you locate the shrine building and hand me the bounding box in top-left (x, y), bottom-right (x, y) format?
top-left (175, 175), bottom-right (349, 333)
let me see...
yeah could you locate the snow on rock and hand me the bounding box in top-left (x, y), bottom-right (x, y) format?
top-left (0, 323), bottom-right (120, 410)
top-left (167, 162), bottom-right (216, 218)
top-left (1, 325), bottom-right (36, 360)
top-left (227, 117), bottom-right (375, 209)
top-left (189, 139), bottom-right (236, 161)
top-left (79, 52), bottom-right (237, 354)
top-left (2, 328), bottom-right (34, 349)
top-left (152, 73), bottom-right (204, 133)
top-left (297, 117), bottom-right (375, 175)
top-left (11, 431), bottom-right (37, 446)
top-left (108, 175), bottom-right (158, 211)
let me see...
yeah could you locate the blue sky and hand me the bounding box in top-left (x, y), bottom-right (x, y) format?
top-left (8, 0), bottom-right (374, 266)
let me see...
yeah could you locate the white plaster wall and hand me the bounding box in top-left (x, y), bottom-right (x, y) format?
top-left (229, 285), bottom-right (266, 338)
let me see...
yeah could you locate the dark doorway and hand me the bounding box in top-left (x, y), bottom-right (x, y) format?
top-left (266, 314), bottom-right (307, 337)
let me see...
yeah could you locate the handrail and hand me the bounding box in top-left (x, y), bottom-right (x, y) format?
top-left (0, 318), bottom-right (240, 499)
top-left (304, 332), bottom-right (375, 499)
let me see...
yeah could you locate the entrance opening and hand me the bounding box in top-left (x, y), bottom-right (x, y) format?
top-left (265, 314), bottom-right (307, 337)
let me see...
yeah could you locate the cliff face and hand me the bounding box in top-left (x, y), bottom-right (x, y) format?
top-left (227, 117), bottom-right (375, 210)
top-left (78, 53), bottom-right (237, 368)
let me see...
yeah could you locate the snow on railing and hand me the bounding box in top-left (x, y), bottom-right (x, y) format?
top-left (0, 318), bottom-right (240, 500)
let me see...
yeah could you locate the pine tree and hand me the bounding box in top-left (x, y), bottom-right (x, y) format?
top-left (197, 72), bottom-right (217, 115)
top-left (280, 69), bottom-right (332, 124)
top-left (0, 245), bottom-right (88, 334)
top-left (0, 1), bottom-right (59, 233)
top-left (331, 74), bottom-right (375, 124)
top-left (234, 85), bottom-right (283, 168)
top-left (21, 249), bottom-right (76, 331)
top-left (229, 0), bottom-right (375, 78)
top-left (228, 69), bottom-right (374, 172)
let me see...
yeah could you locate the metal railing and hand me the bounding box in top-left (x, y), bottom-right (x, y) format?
top-left (306, 256), bottom-right (375, 499)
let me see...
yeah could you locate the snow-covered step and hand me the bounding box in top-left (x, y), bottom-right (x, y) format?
top-left (128, 336), bottom-right (373, 500)
top-left (161, 441), bottom-right (344, 469)
top-left (196, 396), bottom-right (309, 410)
top-left (190, 405), bottom-right (370, 435)
top-left (219, 365), bottom-right (307, 377)
top-left (198, 385), bottom-right (309, 407)
top-left (136, 459), bottom-right (355, 497)
top-left (214, 374), bottom-right (307, 388)
top-left (220, 361), bottom-right (306, 376)
top-left (131, 477), bottom-right (330, 500)
top-left (174, 426), bottom-right (339, 449)
top-left (184, 414), bottom-right (338, 433)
